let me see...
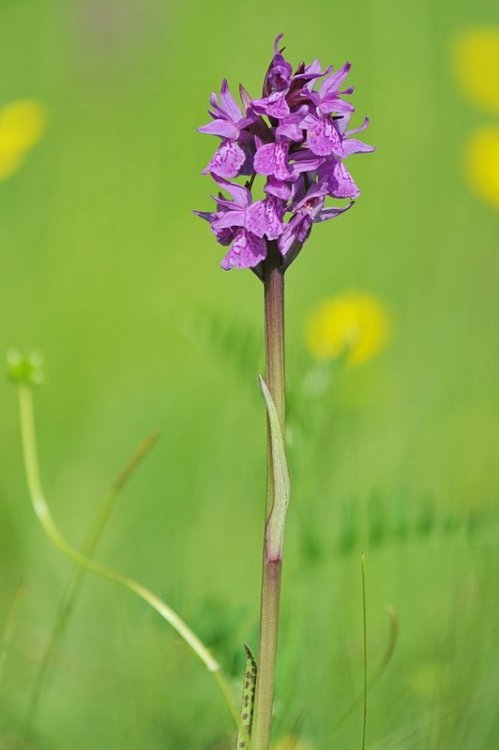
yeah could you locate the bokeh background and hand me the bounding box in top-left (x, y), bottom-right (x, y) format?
top-left (1, 0), bottom-right (499, 748)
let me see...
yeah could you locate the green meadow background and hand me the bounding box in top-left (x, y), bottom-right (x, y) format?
top-left (1, 0), bottom-right (499, 748)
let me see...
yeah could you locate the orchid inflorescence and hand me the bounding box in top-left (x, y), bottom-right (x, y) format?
top-left (196, 34), bottom-right (373, 272)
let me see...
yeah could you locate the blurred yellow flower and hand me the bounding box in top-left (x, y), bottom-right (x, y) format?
top-left (453, 28), bottom-right (499, 114)
top-left (305, 292), bottom-right (391, 365)
top-left (0, 100), bottom-right (47, 181)
top-left (273, 736), bottom-right (312, 750)
top-left (467, 126), bottom-right (499, 207)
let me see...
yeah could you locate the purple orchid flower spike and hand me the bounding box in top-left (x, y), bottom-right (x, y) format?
top-left (196, 34), bottom-right (374, 271)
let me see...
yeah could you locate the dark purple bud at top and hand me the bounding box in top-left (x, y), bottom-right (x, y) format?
top-left (263, 33), bottom-right (293, 96)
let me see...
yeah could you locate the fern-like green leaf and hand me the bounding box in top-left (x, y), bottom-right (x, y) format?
top-left (235, 644), bottom-right (257, 749)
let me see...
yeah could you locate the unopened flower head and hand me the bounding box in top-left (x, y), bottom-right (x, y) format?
top-left (196, 35), bottom-right (373, 271)
top-left (6, 349), bottom-right (44, 387)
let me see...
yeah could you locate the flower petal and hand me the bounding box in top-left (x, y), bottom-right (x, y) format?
top-left (212, 209), bottom-right (246, 231)
top-left (345, 116), bottom-right (370, 136)
top-left (340, 138), bottom-right (375, 156)
top-left (318, 97), bottom-right (355, 115)
top-left (315, 201), bottom-right (354, 222)
top-left (239, 83), bottom-right (253, 112)
top-left (254, 142), bottom-right (293, 180)
top-left (252, 91), bottom-right (290, 119)
top-left (265, 176), bottom-right (293, 200)
top-left (194, 209), bottom-right (235, 246)
top-left (204, 140), bottom-right (246, 178)
top-left (320, 62), bottom-right (351, 96)
top-left (211, 175), bottom-right (251, 206)
top-left (304, 114), bottom-right (342, 157)
top-left (276, 119), bottom-right (303, 141)
top-left (290, 149), bottom-right (325, 175)
top-left (221, 229), bottom-right (267, 270)
top-left (278, 214), bottom-right (312, 256)
top-left (220, 79), bottom-right (243, 122)
top-left (198, 119), bottom-right (240, 139)
top-left (246, 196), bottom-right (284, 240)
top-left (320, 159), bottom-right (360, 199)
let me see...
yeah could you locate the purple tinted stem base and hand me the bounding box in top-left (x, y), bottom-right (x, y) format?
top-left (252, 241), bottom-right (285, 750)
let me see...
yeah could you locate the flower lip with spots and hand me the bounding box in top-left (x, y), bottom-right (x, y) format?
top-left (196, 34), bottom-right (374, 271)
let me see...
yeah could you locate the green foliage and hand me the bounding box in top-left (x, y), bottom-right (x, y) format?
top-left (259, 376), bottom-right (290, 561)
top-left (298, 493), bottom-right (490, 565)
top-left (1, 0), bottom-right (499, 747)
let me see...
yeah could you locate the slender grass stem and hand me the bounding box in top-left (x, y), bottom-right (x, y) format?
top-left (331, 606), bottom-right (398, 733)
top-left (252, 243), bottom-right (286, 750)
top-left (16, 384), bottom-right (239, 730)
top-left (23, 432), bottom-right (158, 736)
top-left (361, 553), bottom-right (367, 750)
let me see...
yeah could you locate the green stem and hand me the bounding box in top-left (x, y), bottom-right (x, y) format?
top-left (23, 432), bottom-right (158, 736)
top-left (361, 554), bottom-right (367, 750)
top-left (252, 242), bottom-right (286, 750)
top-left (16, 384), bottom-right (240, 730)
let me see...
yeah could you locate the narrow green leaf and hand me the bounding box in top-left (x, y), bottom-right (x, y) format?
top-left (235, 644), bottom-right (257, 750)
top-left (258, 375), bottom-right (290, 560)
top-left (24, 432), bottom-right (158, 735)
top-left (16, 383), bottom-right (240, 729)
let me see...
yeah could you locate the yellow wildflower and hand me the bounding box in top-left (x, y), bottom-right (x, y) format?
top-left (452, 27), bottom-right (499, 114)
top-left (0, 100), bottom-right (47, 181)
top-left (467, 125), bottom-right (499, 207)
top-left (305, 292), bottom-right (390, 365)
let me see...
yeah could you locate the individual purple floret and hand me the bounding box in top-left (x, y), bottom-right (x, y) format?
top-left (196, 35), bottom-right (373, 271)
top-left (278, 183), bottom-right (353, 262)
top-left (199, 80), bottom-right (257, 178)
top-left (196, 178), bottom-right (284, 270)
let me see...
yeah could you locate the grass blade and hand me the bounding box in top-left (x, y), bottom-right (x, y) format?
top-left (16, 383), bottom-right (239, 729)
top-left (23, 432), bottom-right (158, 735)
